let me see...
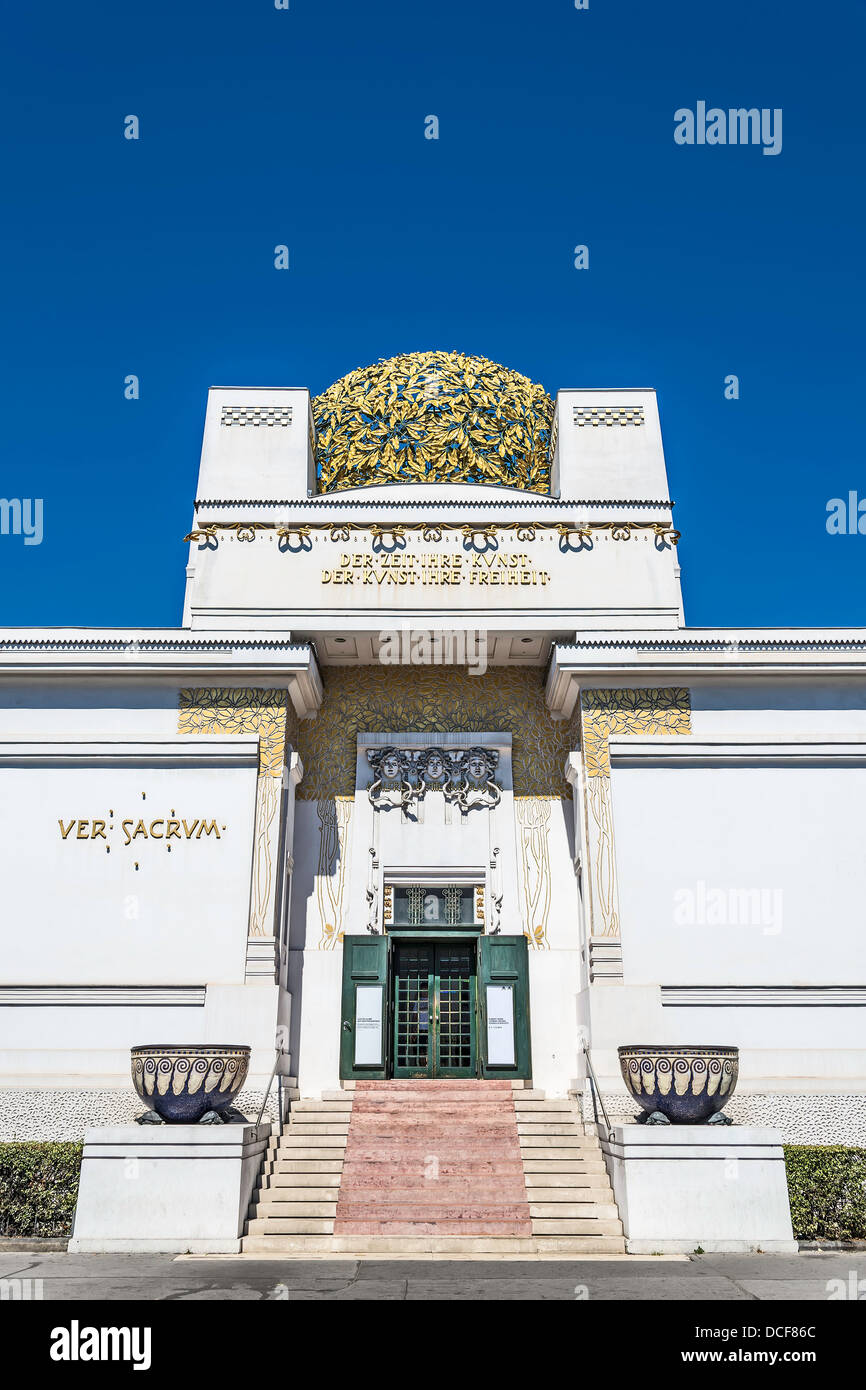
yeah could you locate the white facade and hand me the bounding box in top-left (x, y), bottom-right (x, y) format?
top-left (1, 377), bottom-right (864, 1142)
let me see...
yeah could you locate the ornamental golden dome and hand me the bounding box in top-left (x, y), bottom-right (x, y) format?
top-left (313, 350), bottom-right (553, 494)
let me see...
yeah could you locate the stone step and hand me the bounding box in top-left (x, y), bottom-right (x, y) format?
top-left (267, 1159), bottom-right (345, 1174)
top-left (280, 1134), bottom-right (349, 1148)
top-left (245, 1217), bottom-right (335, 1235)
top-left (263, 1173), bottom-right (343, 1189)
top-left (289, 1109), bottom-right (353, 1120)
top-left (241, 1234), bottom-right (626, 1255)
top-left (514, 1100), bottom-right (577, 1111)
top-left (522, 1160), bottom-right (606, 1174)
top-left (252, 1200), bottom-right (339, 1219)
top-left (337, 1182), bottom-right (528, 1202)
top-left (288, 1116), bottom-right (352, 1128)
top-left (529, 1202), bottom-right (621, 1221)
top-left (515, 1116), bottom-right (584, 1129)
top-left (531, 1218), bottom-right (623, 1236)
top-left (332, 1220), bottom-right (534, 1237)
top-left (271, 1149), bottom-right (349, 1162)
top-left (256, 1186), bottom-right (342, 1202)
top-left (332, 1159), bottom-right (524, 1179)
top-left (335, 1202), bottom-right (531, 1222)
top-left (350, 1103), bottom-right (517, 1116)
top-left (286, 1122), bottom-right (352, 1135)
top-left (519, 1135), bottom-right (596, 1149)
top-left (517, 1123), bottom-right (591, 1137)
top-left (345, 1129), bottom-right (520, 1145)
top-left (522, 1156), bottom-right (607, 1171)
top-left (525, 1184), bottom-right (613, 1201)
top-left (341, 1144), bottom-right (523, 1161)
top-left (291, 1100), bottom-right (354, 1113)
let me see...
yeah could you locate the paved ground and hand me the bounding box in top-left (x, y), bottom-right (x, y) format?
top-left (0, 1250), bottom-right (864, 1300)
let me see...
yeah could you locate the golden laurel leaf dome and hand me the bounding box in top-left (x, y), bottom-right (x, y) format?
top-left (312, 350), bottom-right (553, 494)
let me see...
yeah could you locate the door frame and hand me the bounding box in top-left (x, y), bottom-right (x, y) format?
top-left (391, 936), bottom-right (479, 1079)
top-left (339, 933), bottom-right (532, 1082)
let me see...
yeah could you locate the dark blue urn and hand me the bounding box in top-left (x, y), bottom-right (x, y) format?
top-left (131, 1044), bottom-right (250, 1123)
top-left (618, 1044), bottom-right (739, 1124)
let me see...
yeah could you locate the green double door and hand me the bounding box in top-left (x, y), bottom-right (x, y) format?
top-left (392, 941), bottom-right (476, 1078)
top-left (339, 934), bottom-right (531, 1081)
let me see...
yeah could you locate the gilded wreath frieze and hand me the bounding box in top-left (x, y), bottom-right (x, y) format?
top-left (579, 687), bottom-right (691, 777)
top-left (177, 687), bottom-right (298, 777)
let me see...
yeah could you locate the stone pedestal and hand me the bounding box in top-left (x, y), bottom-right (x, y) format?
top-left (68, 1123), bottom-right (270, 1253)
top-left (601, 1125), bottom-right (798, 1254)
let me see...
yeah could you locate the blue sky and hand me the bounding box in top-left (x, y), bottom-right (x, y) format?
top-left (1, 0), bottom-right (863, 628)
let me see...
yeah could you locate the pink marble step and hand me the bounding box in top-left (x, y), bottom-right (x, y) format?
top-left (346, 1123), bottom-right (522, 1134)
top-left (342, 1145), bottom-right (523, 1164)
top-left (338, 1184), bottom-right (529, 1204)
top-left (334, 1082), bottom-right (531, 1238)
top-left (351, 1102), bottom-right (516, 1114)
top-left (333, 1219), bottom-right (534, 1237)
top-left (337, 1159), bottom-right (526, 1180)
top-left (336, 1200), bottom-right (531, 1220)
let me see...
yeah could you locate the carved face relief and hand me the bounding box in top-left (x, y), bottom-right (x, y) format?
top-left (368, 745), bottom-right (501, 811)
top-left (466, 753), bottom-right (489, 783)
top-left (423, 751), bottom-right (446, 782)
top-left (381, 751), bottom-right (403, 781)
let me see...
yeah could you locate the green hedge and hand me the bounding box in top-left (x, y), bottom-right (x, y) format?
top-left (784, 1145), bottom-right (866, 1241)
top-left (0, 1142), bottom-right (82, 1238)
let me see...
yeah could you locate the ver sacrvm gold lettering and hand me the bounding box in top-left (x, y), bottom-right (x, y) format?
top-left (58, 817), bottom-right (224, 844)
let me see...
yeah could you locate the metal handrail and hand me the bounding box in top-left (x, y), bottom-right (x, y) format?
top-left (581, 1040), bottom-right (615, 1141)
top-left (255, 1049), bottom-right (282, 1130)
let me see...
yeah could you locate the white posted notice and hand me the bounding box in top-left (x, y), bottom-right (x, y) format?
top-left (354, 985), bottom-right (384, 1066)
top-left (486, 984), bottom-right (515, 1066)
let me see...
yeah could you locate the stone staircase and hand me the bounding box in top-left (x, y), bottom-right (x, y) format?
top-left (334, 1079), bottom-right (532, 1239)
top-left (514, 1090), bottom-right (622, 1243)
top-left (242, 1080), bottom-right (624, 1254)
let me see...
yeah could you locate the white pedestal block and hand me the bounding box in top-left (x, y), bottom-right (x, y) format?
top-left (601, 1125), bottom-right (798, 1254)
top-left (68, 1123), bottom-right (270, 1253)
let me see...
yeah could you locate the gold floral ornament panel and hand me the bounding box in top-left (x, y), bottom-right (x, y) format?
top-left (316, 797), bottom-right (352, 950)
top-left (178, 688), bottom-right (299, 777)
top-left (516, 798), bottom-right (553, 950)
top-left (296, 667), bottom-right (580, 802)
top-left (580, 688), bottom-right (692, 778)
top-left (313, 350), bottom-right (553, 494)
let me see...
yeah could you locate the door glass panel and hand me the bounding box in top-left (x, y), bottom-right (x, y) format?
top-left (394, 944), bottom-right (432, 1074)
top-left (392, 942), bottom-right (476, 1077)
top-left (436, 944), bottom-right (475, 1073)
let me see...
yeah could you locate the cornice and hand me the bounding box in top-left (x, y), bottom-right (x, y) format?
top-left (546, 632), bottom-right (866, 713)
top-left (0, 631), bottom-right (323, 714)
top-left (193, 496), bottom-right (675, 510)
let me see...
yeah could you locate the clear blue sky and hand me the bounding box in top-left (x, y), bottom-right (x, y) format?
top-left (1, 0), bottom-right (863, 628)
